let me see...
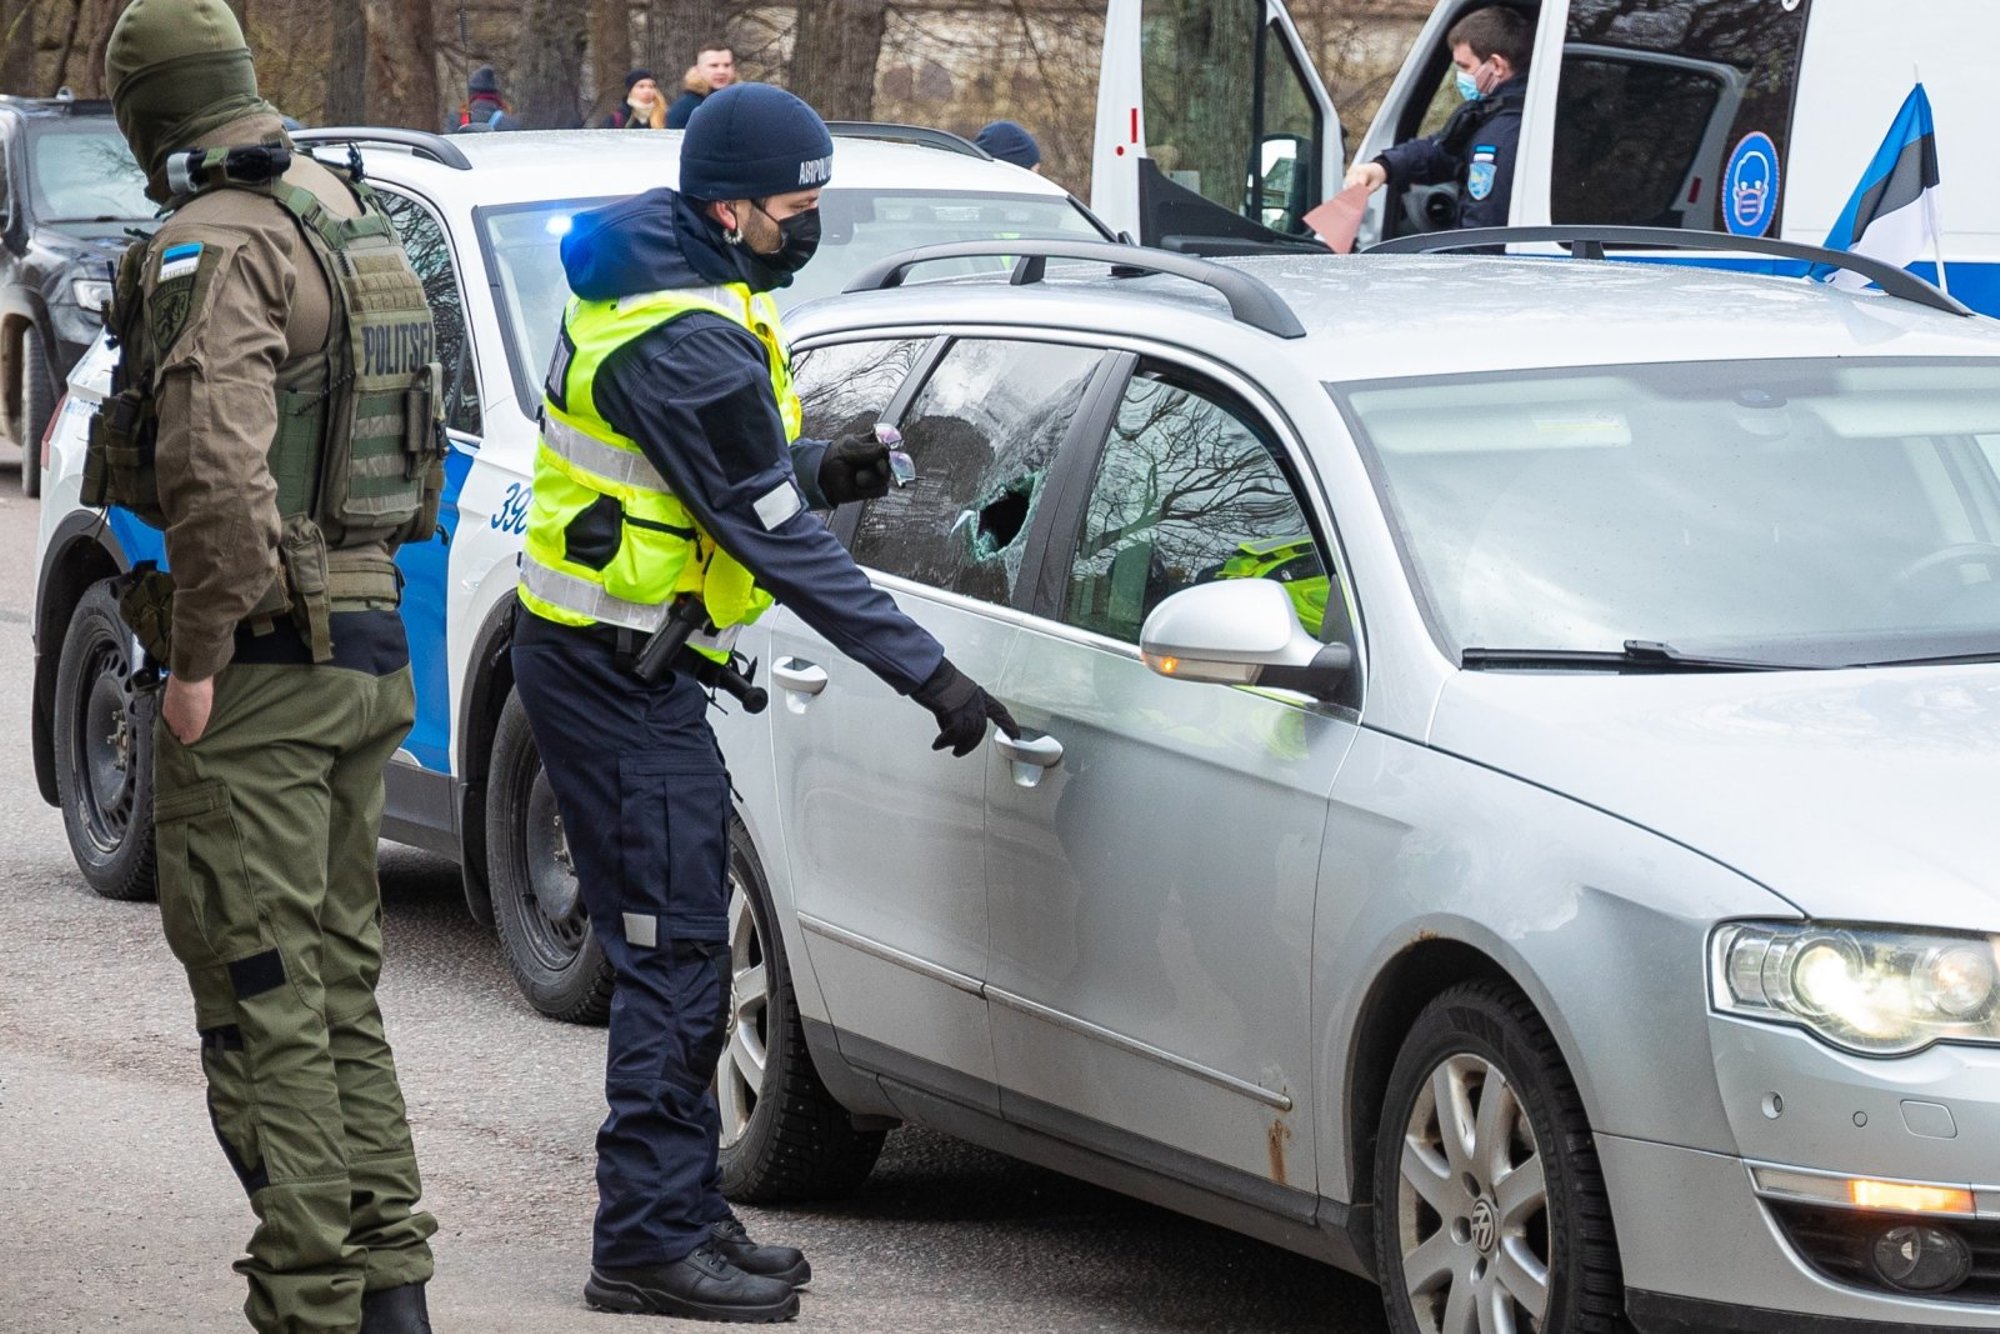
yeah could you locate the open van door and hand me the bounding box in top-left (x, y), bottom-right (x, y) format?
top-left (1091, 0), bottom-right (1342, 255)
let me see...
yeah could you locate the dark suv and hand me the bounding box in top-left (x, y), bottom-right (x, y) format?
top-left (0, 94), bottom-right (154, 497)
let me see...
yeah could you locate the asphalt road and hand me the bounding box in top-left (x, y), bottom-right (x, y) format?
top-left (0, 461), bottom-right (1390, 1333)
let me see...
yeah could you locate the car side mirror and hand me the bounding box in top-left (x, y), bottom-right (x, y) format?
top-left (1140, 579), bottom-right (1352, 701)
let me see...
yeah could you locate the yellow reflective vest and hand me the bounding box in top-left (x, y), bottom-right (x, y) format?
top-left (518, 283), bottom-right (801, 661)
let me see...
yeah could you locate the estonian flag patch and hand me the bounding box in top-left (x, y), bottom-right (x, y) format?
top-left (158, 242), bottom-right (204, 283)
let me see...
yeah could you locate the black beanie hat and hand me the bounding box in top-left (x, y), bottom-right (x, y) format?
top-left (624, 67), bottom-right (655, 94)
top-left (679, 83), bottom-right (834, 201)
top-left (469, 64), bottom-right (500, 95)
top-left (975, 120), bottom-right (1041, 169)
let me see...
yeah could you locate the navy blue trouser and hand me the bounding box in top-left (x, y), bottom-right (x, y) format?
top-left (512, 615), bottom-right (733, 1268)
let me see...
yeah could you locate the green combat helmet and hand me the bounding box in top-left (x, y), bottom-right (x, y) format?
top-left (106, 0), bottom-right (279, 204)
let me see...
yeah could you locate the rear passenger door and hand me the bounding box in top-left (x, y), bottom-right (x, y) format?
top-left (771, 335), bottom-right (1110, 1106)
top-left (986, 355), bottom-right (1357, 1200)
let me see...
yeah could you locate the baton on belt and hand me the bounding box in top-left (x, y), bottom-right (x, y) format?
top-left (632, 596), bottom-right (769, 714)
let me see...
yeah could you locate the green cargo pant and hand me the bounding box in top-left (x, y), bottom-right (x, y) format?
top-left (153, 661), bottom-right (436, 1334)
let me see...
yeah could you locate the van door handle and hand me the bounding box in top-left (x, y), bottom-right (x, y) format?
top-left (772, 658), bottom-right (828, 696)
top-left (994, 728), bottom-right (1063, 788)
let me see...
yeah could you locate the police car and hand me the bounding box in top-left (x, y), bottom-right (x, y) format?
top-left (28, 124), bottom-right (1110, 1011)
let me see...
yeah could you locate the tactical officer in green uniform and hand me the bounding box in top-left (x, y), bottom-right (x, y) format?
top-left (99, 3), bottom-right (443, 1329)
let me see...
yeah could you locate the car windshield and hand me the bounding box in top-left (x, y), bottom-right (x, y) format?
top-left (1338, 359), bottom-right (2000, 667)
top-left (479, 188), bottom-right (1103, 413)
top-left (30, 123), bottom-right (151, 223)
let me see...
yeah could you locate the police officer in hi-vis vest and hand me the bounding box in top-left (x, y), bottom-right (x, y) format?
top-left (512, 83), bottom-right (1019, 1322)
top-left (97, 1), bottom-right (444, 1330)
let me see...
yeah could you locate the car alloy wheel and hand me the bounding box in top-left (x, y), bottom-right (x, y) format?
top-left (716, 870), bottom-right (771, 1149)
top-left (1374, 980), bottom-right (1627, 1334)
top-left (1396, 1052), bottom-right (1549, 1332)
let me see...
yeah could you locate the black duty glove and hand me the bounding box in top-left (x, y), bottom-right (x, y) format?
top-left (817, 429), bottom-right (892, 505)
top-left (912, 658), bottom-right (1020, 758)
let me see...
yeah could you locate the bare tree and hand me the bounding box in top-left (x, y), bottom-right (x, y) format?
top-left (789, 0), bottom-right (889, 120)
top-left (587, 0), bottom-right (631, 126)
top-left (363, 0), bottom-right (441, 130)
top-left (324, 0), bottom-right (368, 126)
top-left (79, 0), bottom-right (117, 96)
top-left (513, 0), bottom-right (586, 129)
top-left (643, 0), bottom-right (727, 87)
top-left (1, 0), bottom-right (36, 95)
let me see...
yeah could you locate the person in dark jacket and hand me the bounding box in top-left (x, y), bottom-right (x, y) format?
top-left (974, 119), bottom-right (1042, 172)
top-left (452, 64), bottom-right (516, 133)
top-left (1345, 6), bottom-right (1530, 230)
top-left (512, 83), bottom-right (1019, 1323)
top-left (665, 42), bottom-right (735, 128)
top-left (604, 68), bottom-right (665, 129)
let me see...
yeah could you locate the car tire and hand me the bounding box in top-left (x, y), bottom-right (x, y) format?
top-left (717, 819), bottom-right (886, 1203)
top-left (486, 688), bottom-right (614, 1024)
top-left (52, 580), bottom-right (157, 902)
top-left (1373, 979), bottom-right (1627, 1334)
top-left (19, 330), bottom-right (52, 499)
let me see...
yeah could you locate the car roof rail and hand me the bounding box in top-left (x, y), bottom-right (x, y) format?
top-left (824, 121), bottom-right (989, 159)
top-left (846, 239), bottom-right (1307, 339)
top-left (1365, 225), bottom-right (1973, 318)
top-left (293, 127), bottom-right (473, 172)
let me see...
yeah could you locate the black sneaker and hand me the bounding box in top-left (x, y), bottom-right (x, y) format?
top-left (360, 1281), bottom-right (433, 1334)
top-left (710, 1216), bottom-right (812, 1288)
top-left (585, 1241), bottom-right (800, 1322)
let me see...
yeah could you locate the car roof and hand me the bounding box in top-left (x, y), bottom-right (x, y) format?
top-left (0, 95), bottom-right (115, 121)
top-left (323, 128), bottom-right (1071, 210)
top-left (792, 252), bottom-right (2000, 382)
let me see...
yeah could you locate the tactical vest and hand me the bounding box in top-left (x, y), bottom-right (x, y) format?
top-left (518, 283), bottom-right (799, 663)
top-left (84, 156), bottom-right (443, 661)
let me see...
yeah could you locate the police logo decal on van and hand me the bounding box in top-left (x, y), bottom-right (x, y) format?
top-left (1725, 132), bottom-right (1781, 238)
top-left (1468, 145), bottom-right (1498, 202)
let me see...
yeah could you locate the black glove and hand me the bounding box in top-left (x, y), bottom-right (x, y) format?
top-left (912, 658), bottom-right (1020, 758)
top-left (816, 429), bottom-right (892, 505)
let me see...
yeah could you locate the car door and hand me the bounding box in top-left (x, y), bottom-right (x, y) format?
top-left (986, 355), bottom-right (1359, 1199)
top-left (771, 334), bottom-right (1112, 1105)
top-left (373, 186), bottom-right (483, 843)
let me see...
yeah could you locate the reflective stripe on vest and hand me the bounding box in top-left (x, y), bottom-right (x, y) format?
top-left (517, 280), bottom-right (798, 653)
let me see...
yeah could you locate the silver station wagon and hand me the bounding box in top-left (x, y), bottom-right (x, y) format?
top-left (521, 231), bottom-right (2000, 1333)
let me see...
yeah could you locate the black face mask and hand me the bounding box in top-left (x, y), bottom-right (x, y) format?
top-left (753, 201), bottom-right (821, 274)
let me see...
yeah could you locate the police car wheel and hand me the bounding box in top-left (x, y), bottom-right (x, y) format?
top-left (1372, 980), bottom-right (1628, 1334)
top-left (18, 331), bottom-right (51, 499)
top-left (716, 819), bottom-right (886, 1204)
top-left (52, 581), bottom-right (157, 901)
top-left (487, 689), bottom-right (614, 1024)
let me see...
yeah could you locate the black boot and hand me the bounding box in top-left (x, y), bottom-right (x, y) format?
top-left (710, 1216), bottom-right (811, 1288)
top-left (585, 1241), bottom-right (800, 1322)
top-left (360, 1281), bottom-right (434, 1334)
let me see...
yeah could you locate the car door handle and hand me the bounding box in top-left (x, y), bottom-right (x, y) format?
top-left (771, 658), bottom-right (828, 696)
top-left (994, 729), bottom-right (1063, 768)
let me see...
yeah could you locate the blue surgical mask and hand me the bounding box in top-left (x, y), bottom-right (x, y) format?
top-left (1455, 62), bottom-right (1488, 101)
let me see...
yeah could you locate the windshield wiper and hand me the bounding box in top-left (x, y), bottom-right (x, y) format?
top-left (1460, 639), bottom-right (1820, 673)
top-left (1847, 648), bottom-right (2000, 668)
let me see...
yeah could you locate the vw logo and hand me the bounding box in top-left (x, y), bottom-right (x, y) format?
top-left (1469, 1198), bottom-right (1498, 1254)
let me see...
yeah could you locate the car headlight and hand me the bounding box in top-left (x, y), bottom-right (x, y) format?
top-left (71, 277), bottom-right (113, 314)
top-left (1711, 922), bottom-right (2000, 1056)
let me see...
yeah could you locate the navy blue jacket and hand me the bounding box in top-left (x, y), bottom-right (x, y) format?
top-left (1374, 75), bottom-right (1526, 229)
top-left (554, 189), bottom-right (945, 696)
top-left (665, 90), bottom-right (704, 129)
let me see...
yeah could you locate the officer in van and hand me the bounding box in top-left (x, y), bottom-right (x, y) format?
top-left (511, 82), bottom-right (1019, 1322)
top-left (1345, 5), bottom-right (1532, 231)
top-left (100, 1), bottom-right (443, 1330)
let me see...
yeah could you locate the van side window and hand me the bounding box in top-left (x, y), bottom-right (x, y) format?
top-left (1554, 0), bottom-right (1811, 233)
top-left (1063, 367), bottom-right (1331, 645)
top-left (849, 339), bottom-right (1101, 607)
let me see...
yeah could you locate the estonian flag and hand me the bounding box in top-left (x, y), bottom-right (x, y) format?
top-left (1817, 84), bottom-right (1944, 291)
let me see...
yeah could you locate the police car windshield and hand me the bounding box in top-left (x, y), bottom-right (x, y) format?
top-left (1338, 358), bottom-right (2000, 668)
top-left (30, 122), bottom-right (152, 225)
top-left (477, 190), bottom-right (1104, 418)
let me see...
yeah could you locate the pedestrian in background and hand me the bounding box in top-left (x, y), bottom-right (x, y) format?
top-left (665, 41), bottom-right (736, 128)
top-left (975, 119), bottom-right (1043, 173)
top-left (452, 63), bottom-right (516, 132)
top-left (512, 81), bottom-right (1019, 1322)
top-left (606, 68), bottom-right (666, 129)
top-left (100, 0), bottom-right (444, 1329)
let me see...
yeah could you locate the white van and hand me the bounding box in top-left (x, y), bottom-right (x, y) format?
top-left (1093, 0), bottom-right (1997, 316)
